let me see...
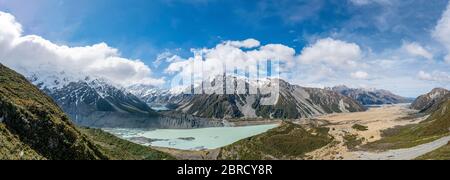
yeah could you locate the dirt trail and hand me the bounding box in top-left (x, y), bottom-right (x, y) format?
top-left (353, 135), bottom-right (450, 160)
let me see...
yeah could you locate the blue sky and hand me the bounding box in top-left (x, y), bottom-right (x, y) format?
top-left (1, 0), bottom-right (450, 97)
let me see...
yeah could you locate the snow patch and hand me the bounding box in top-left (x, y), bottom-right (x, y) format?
top-left (237, 95), bottom-right (258, 118)
top-left (338, 99), bottom-right (350, 113)
top-left (429, 91), bottom-right (442, 99)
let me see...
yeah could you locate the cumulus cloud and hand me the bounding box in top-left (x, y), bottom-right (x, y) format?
top-left (226, 39), bottom-right (261, 48)
top-left (0, 11), bottom-right (163, 86)
top-left (402, 42), bottom-right (433, 60)
top-left (163, 37), bottom-right (374, 90)
top-left (418, 70), bottom-right (450, 83)
top-left (298, 38), bottom-right (362, 68)
top-left (164, 39), bottom-right (296, 83)
top-left (351, 71), bottom-right (369, 80)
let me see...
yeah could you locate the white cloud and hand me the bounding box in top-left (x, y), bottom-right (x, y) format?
top-left (402, 42), bottom-right (433, 60)
top-left (0, 11), bottom-right (21, 53)
top-left (418, 70), bottom-right (450, 82)
top-left (433, 3), bottom-right (450, 49)
top-left (433, 2), bottom-right (450, 63)
top-left (165, 37), bottom-right (370, 89)
top-left (165, 39), bottom-right (296, 83)
top-left (351, 71), bottom-right (369, 80)
top-left (226, 39), bottom-right (261, 48)
top-left (298, 38), bottom-right (362, 68)
top-left (0, 11), bottom-right (164, 86)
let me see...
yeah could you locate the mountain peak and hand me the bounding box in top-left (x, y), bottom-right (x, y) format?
top-left (431, 87), bottom-right (449, 93)
top-left (411, 88), bottom-right (450, 112)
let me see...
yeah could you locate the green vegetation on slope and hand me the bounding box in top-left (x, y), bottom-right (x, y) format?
top-left (0, 64), bottom-right (106, 160)
top-left (0, 124), bottom-right (44, 160)
top-left (218, 122), bottom-right (333, 160)
top-left (364, 99), bottom-right (450, 150)
top-left (352, 124), bottom-right (369, 131)
top-left (0, 64), bottom-right (172, 160)
top-left (79, 128), bottom-right (175, 160)
top-left (343, 133), bottom-right (365, 150)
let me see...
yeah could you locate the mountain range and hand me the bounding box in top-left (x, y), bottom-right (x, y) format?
top-left (8, 65), bottom-right (420, 128)
top-left (328, 85), bottom-right (412, 105)
top-left (29, 74), bottom-right (221, 129)
top-left (130, 76), bottom-right (367, 119)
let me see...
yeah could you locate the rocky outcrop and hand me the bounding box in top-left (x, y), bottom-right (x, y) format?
top-left (411, 88), bottom-right (450, 113)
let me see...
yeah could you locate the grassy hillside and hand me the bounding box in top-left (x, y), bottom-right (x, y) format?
top-left (218, 122), bottom-right (333, 160)
top-left (0, 63), bottom-right (173, 160)
top-left (79, 127), bottom-right (175, 160)
top-left (0, 123), bottom-right (45, 160)
top-left (364, 98), bottom-right (450, 150)
top-left (0, 64), bottom-right (107, 160)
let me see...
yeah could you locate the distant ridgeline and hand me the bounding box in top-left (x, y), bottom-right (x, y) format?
top-left (130, 76), bottom-right (366, 120)
top-left (24, 69), bottom-right (369, 123)
top-left (328, 85), bottom-right (412, 106)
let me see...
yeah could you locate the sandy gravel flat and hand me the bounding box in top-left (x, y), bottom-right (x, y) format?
top-left (319, 104), bottom-right (425, 142)
top-left (307, 104), bottom-right (431, 160)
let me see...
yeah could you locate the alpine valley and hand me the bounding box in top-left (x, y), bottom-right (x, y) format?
top-left (2, 62), bottom-right (450, 160)
top-left (1, 0), bottom-right (450, 161)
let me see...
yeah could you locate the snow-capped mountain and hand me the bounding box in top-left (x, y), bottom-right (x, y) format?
top-left (27, 73), bottom-right (223, 129)
top-left (328, 85), bottom-right (411, 105)
top-left (28, 73), bottom-right (162, 128)
top-left (127, 84), bottom-right (176, 106)
top-left (129, 76), bottom-right (367, 119)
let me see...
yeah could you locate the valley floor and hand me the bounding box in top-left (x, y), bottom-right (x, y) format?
top-left (306, 104), bottom-right (441, 160)
top-left (143, 104), bottom-right (449, 160)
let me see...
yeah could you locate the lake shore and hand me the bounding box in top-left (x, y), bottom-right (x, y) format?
top-left (105, 123), bottom-right (281, 151)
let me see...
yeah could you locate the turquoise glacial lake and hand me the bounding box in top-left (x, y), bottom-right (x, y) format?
top-left (104, 124), bottom-right (279, 150)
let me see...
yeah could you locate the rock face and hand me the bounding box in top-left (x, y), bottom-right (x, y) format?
top-left (131, 77), bottom-right (366, 119)
top-left (41, 79), bottom-right (161, 128)
top-left (0, 64), bottom-right (106, 160)
top-left (411, 88), bottom-right (450, 113)
top-left (329, 85), bottom-right (410, 105)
